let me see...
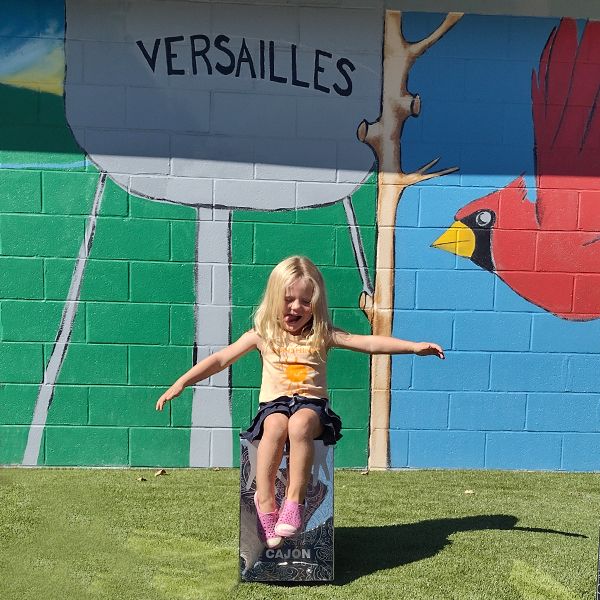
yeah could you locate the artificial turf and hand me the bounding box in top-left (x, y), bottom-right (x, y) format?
top-left (1, 468), bottom-right (597, 599)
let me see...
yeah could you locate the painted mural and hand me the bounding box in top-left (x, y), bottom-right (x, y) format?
top-left (389, 13), bottom-right (600, 470)
top-left (1, 1), bottom-right (600, 471)
top-left (60, 0), bottom-right (385, 469)
top-left (433, 18), bottom-right (600, 321)
top-left (1, 0), bottom-right (385, 468)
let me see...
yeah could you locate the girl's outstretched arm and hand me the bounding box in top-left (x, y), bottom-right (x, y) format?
top-left (156, 330), bottom-right (259, 411)
top-left (331, 330), bottom-right (445, 359)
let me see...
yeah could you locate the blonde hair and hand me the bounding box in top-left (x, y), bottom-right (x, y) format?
top-left (253, 256), bottom-right (333, 353)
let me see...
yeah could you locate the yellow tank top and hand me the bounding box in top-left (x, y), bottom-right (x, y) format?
top-left (257, 333), bottom-right (328, 403)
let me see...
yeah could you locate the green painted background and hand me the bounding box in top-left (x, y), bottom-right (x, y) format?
top-left (0, 83), bottom-right (376, 468)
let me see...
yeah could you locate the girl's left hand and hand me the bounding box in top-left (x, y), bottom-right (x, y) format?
top-left (414, 342), bottom-right (445, 359)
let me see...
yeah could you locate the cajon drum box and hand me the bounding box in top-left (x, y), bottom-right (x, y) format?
top-left (239, 439), bottom-right (334, 582)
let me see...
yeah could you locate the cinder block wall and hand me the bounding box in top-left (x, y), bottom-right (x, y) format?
top-left (1, 0), bottom-right (600, 471)
top-left (386, 10), bottom-right (600, 471)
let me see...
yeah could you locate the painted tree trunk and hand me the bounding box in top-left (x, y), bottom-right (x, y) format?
top-left (359, 10), bottom-right (462, 468)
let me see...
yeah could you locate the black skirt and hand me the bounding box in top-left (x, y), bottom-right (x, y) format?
top-left (240, 394), bottom-right (342, 446)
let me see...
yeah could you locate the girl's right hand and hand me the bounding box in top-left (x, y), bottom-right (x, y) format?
top-left (156, 382), bottom-right (185, 411)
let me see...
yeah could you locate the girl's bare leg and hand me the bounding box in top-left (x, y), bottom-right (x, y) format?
top-left (286, 409), bottom-right (324, 503)
top-left (255, 412), bottom-right (289, 513)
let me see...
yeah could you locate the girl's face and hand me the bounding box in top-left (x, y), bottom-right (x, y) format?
top-left (282, 278), bottom-right (314, 335)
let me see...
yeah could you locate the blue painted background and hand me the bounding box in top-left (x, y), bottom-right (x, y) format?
top-left (0, 0), bottom-right (64, 66)
top-left (390, 13), bottom-right (600, 471)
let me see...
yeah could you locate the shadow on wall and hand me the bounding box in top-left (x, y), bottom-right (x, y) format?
top-left (332, 514), bottom-right (586, 584)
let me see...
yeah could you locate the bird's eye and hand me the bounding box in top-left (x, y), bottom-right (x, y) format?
top-left (475, 210), bottom-right (493, 227)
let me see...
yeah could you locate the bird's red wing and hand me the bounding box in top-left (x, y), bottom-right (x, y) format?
top-left (533, 19), bottom-right (600, 228)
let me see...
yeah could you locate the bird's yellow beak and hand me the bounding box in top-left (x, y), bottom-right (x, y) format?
top-left (431, 221), bottom-right (475, 258)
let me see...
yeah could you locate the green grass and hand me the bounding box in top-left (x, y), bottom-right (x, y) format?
top-left (1, 468), bottom-right (598, 599)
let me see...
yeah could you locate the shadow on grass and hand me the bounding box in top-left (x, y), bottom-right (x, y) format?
top-left (333, 514), bottom-right (587, 584)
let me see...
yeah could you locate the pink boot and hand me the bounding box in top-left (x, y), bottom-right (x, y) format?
top-left (274, 499), bottom-right (304, 538)
top-left (254, 493), bottom-right (283, 549)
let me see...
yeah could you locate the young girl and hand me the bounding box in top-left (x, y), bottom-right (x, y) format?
top-left (156, 256), bottom-right (444, 549)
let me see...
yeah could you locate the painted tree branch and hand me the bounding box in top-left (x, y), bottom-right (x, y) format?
top-left (359, 10), bottom-right (462, 469)
top-left (412, 13), bottom-right (464, 56)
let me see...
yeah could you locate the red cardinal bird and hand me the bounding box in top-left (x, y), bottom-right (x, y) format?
top-left (433, 18), bottom-right (600, 321)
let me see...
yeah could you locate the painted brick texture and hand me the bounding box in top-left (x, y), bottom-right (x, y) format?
top-left (2, 3), bottom-right (600, 473)
top-left (0, 155), bottom-right (376, 469)
top-left (386, 13), bottom-right (600, 472)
